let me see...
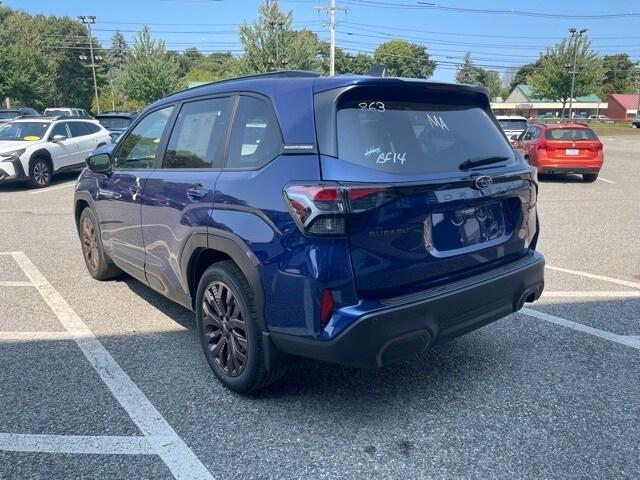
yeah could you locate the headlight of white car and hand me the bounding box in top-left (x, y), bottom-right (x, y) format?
top-left (0, 148), bottom-right (26, 161)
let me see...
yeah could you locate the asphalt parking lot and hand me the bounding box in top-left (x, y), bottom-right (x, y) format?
top-left (0, 136), bottom-right (638, 480)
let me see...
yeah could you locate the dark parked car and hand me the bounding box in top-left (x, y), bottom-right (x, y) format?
top-left (94, 112), bottom-right (139, 141)
top-left (0, 107), bottom-right (39, 124)
top-left (74, 71), bottom-right (544, 393)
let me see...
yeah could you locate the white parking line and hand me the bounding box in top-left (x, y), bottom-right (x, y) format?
top-left (0, 281), bottom-right (34, 287)
top-left (597, 177), bottom-right (616, 184)
top-left (0, 331), bottom-right (74, 341)
top-left (0, 433), bottom-right (156, 455)
top-left (546, 265), bottom-right (640, 290)
top-left (5, 252), bottom-right (214, 480)
top-left (543, 291), bottom-right (640, 298)
top-left (29, 182), bottom-right (75, 195)
top-left (521, 307), bottom-right (640, 350)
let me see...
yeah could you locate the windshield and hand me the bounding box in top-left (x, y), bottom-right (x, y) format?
top-left (545, 128), bottom-right (598, 141)
top-left (0, 122), bottom-right (49, 141)
top-left (44, 109), bottom-right (69, 116)
top-left (335, 86), bottom-right (514, 174)
top-left (0, 111), bottom-right (19, 120)
top-left (498, 119), bottom-right (527, 130)
top-left (97, 117), bottom-right (132, 130)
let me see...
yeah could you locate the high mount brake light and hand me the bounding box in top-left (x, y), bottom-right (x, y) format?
top-left (284, 184), bottom-right (396, 235)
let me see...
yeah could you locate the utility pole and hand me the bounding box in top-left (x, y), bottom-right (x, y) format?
top-left (316, 0), bottom-right (347, 76)
top-left (78, 15), bottom-right (100, 114)
top-left (567, 27), bottom-right (587, 120)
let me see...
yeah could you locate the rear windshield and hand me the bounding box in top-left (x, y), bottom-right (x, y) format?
top-left (44, 109), bottom-right (69, 116)
top-left (97, 117), bottom-right (131, 130)
top-left (498, 119), bottom-right (527, 130)
top-left (545, 128), bottom-right (597, 141)
top-left (0, 111), bottom-right (19, 119)
top-left (336, 87), bottom-right (514, 174)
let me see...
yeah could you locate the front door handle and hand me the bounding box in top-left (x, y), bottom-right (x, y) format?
top-left (186, 184), bottom-right (209, 201)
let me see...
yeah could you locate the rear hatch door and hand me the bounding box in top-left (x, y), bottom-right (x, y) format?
top-left (544, 127), bottom-right (602, 163)
top-left (315, 82), bottom-right (537, 299)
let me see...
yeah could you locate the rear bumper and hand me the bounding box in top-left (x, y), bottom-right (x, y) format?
top-left (538, 166), bottom-right (600, 175)
top-left (270, 251), bottom-right (545, 368)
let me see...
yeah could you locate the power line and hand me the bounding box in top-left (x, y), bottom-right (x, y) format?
top-left (343, 0), bottom-right (640, 19)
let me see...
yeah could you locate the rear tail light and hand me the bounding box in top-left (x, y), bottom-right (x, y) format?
top-left (320, 288), bottom-right (335, 327)
top-left (588, 143), bottom-right (603, 152)
top-left (284, 183), bottom-right (396, 235)
top-left (284, 185), bottom-right (346, 235)
top-left (537, 141), bottom-right (555, 152)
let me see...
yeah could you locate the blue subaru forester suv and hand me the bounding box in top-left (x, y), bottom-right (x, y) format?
top-left (75, 71), bottom-right (544, 393)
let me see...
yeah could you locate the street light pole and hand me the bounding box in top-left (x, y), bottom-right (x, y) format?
top-left (78, 15), bottom-right (100, 114)
top-left (568, 28), bottom-right (587, 120)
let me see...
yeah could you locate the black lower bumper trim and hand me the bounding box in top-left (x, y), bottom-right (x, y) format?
top-left (270, 251), bottom-right (545, 368)
top-left (539, 167), bottom-right (599, 175)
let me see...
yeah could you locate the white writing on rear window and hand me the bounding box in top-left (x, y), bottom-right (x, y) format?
top-left (426, 114), bottom-right (449, 130)
top-left (358, 101), bottom-right (385, 113)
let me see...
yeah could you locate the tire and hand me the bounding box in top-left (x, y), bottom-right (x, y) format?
top-left (79, 208), bottom-right (122, 280)
top-left (196, 260), bottom-right (286, 393)
top-left (583, 173), bottom-right (598, 183)
top-left (28, 157), bottom-right (52, 188)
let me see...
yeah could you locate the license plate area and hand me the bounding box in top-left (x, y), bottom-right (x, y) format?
top-left (424, 202), bottom-right (510, 258)
top-left (565, 148), bottom-right (579, 156)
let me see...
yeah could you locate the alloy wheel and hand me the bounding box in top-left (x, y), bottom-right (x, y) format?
top-left (202, 281), bottom-right (248, 377)
top-left (33, 162), bottom-right (50, 186)
top-left (81, 217), bottom-right (99, 271)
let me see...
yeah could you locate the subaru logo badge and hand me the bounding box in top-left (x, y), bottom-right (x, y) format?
top-left (474, 175), bottom-right (493, 190)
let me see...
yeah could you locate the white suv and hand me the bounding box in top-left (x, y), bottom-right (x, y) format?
top-left (0, 117), bottom-right (111, 188)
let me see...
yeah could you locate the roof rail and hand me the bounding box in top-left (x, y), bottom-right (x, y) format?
top-left (179, 70), bottom-right (321, 94)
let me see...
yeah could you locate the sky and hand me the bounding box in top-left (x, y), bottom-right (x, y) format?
top-left (5, 0), bottom-right (640, 82)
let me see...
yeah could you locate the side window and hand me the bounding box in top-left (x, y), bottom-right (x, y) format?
top-left (522, 128), bottom-right (533, 141)
top-left (163, 97), bottom-right (232, 169)
top-left (115, 106), bottom-right (173, 170)
top-left (50, 122), bottom-right (70, 139)
top-left (84, 123), bottom-right (101, 134)
top-left (68, 122), bottom-right (91, 137)
top-left (531, 127), bottom-right (541, 140)
top-left (227, 96), bottom-right (281, 169)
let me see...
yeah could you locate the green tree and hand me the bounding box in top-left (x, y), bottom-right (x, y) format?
top-left (239, 1), bottom-right (321, 73)
top-left (509, 60), bottom-right (542, 90)
top-left (373, 40), bottom-right (436, 78)
top-left (185, 52), bottom-right (240, 83)
top-left (528, 36), bottom-right (604, 118)
top-left (120, 26), bottom-right (180, 104)
top-left (480, 69), bottom-right (503, 99)
top-left (105, 31), bottom-right (129, 110)
top-left (455, 52), bottom-right (484, 84)
top-left (0, 10), bottom-right (52, 109)
top-left (600, 54), bottom-right (637, 98)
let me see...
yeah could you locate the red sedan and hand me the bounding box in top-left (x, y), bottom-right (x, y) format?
top-left (514, 123), bottom-right (604, 182)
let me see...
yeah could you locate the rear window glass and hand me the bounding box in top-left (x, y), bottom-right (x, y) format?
top-left (0, 111), bottom-right (19, 119)
top-left (98, 117), bottom-right (132, 130)
top-left (498, 119), bottom-right (527, 130)
top-left (336, 87), bottom-right (514, 174)
top-left (545, 128), bottom-right (597, 141)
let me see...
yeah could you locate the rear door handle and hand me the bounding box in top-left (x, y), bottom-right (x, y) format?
top-left (186, 184), bottom-right (209, 201)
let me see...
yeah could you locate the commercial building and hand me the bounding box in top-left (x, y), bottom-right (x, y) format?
top-left (604, 93), bottom-right (639, 120)
top-left (491, 84), bottom-right (605, 118)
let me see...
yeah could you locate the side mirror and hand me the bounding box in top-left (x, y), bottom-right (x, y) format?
top-left (86, 152), bottom-right (112, 174)
top-left (51, 134), bottom-right (67, 142)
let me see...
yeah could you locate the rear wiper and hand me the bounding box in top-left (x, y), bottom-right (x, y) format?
top-left (458, 155), bottom-right (510, 171)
